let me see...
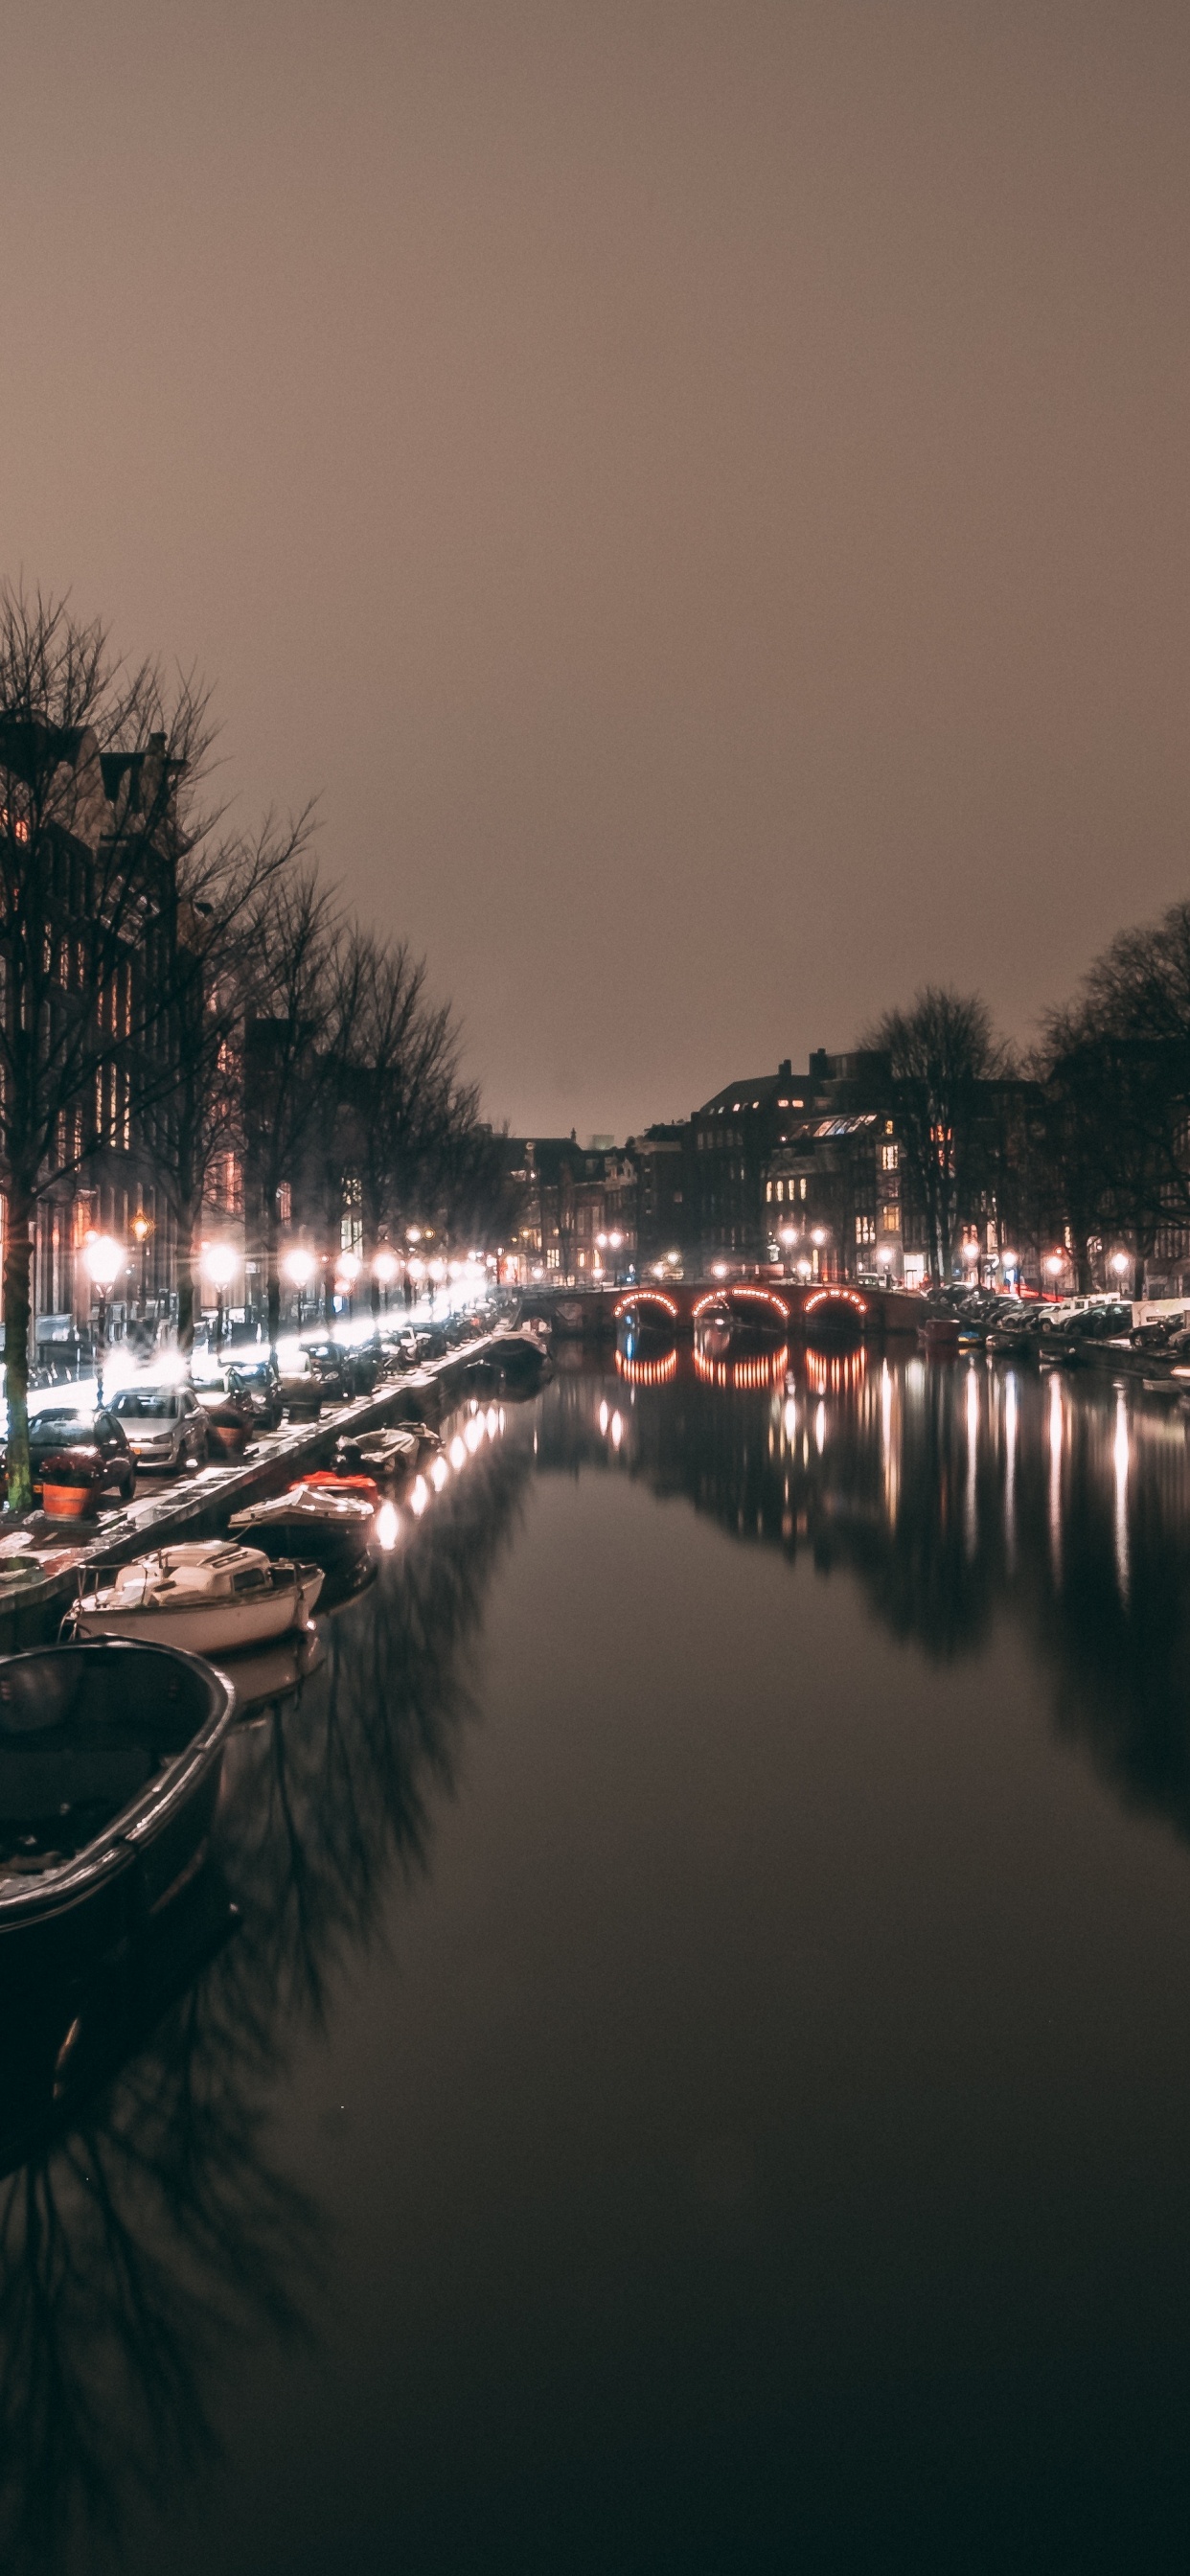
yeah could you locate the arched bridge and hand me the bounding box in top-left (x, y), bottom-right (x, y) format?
top-left (523, 1279), bottom-right (922, 1341)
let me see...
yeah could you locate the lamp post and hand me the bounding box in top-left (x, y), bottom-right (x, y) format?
top-left (779, 1223), bottom-right (796, 1280)
top-left (83, 1233), bottom-right (124, 1406)
top-left (204, 1241), bottom-right (238, 1355)
top-left (372, 1247), bottom-right (398, 1317)
top-left (131, 1208), bottom-right (152, 1317)
top-left (336, 1249), bottom-right (361, 1322)
top-left (283, 1246), bottom-right (315, 1328)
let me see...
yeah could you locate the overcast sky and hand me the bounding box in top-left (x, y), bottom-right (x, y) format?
top-left (3, 1), bottom-right (1188, 1138)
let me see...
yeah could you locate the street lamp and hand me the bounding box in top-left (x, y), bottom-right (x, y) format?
top-left (779, 1223), bottom-right (796, 1279)
top-left (1044, 1252), bottom-right (1064, 1288)
top-left (335, 1249), bottom-right (361, 1319)
top-left (283, 1246), bottom-right (315, 1325)
top-left (1110, 1251), bottom-right (1132, 1285)
top-left (131, 1207), bottom-right (152, 1316)
top-left (83, 1233), bottom-right (124, 1404)
top-left (204, 1241), bottom-right (238, 1354)
top-left (372, 1247), bottom-right (398, 1314)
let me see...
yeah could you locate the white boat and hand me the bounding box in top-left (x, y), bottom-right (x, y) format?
top-left (70, 1540), bottom-right (324, 1655)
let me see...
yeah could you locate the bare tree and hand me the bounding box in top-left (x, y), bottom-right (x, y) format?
top-left (863, 987), bottom-right (1009, 1281)
top-left (1040, 900), bottom-right (1190, 1281)
top-left (0, 586), bottom-right (218, 1508)
top-left (240, 869), bottom-right (341, 1346)
top-left (346, 936), bottom-right (462, 1308)
top-left (151, 811), bottom-right (314, 1349)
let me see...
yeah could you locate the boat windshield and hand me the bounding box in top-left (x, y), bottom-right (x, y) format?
top-left (111, 1391), bottom-right (182, 1419)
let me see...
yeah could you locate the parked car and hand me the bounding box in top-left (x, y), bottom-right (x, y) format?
top-left (11, 1402), bottom-right (136, 1506)
top-left (193, 1352), bottom-right (283, 1433)
top-left (108, 1382), bottom-right (209, 1473)
top-left (300, 1340), bottom-right (379, 1399)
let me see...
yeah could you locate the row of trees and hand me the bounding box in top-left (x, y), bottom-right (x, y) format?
top-left (0, 586), bottom-right (514, 1507)
top-left (864, 895), bottom-right (1190, 1288)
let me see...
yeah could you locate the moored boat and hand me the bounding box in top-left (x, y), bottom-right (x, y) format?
top-left (229, 1481), bottom-right (376, 1573)
top-left (333, 1423), bottom-right (426, 1484)
top-left (69, 1540), bottom-right (323, 1654)
top-left (0, 1639), bottom-right (235, 1974)
top-left (919, 1315), bottom-right (961, 1355)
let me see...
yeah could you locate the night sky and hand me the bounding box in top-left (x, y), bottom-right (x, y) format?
top-left (3, 1), bottom-right (1187, 1139)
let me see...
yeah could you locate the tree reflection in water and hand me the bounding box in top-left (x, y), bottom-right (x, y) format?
top-left (549, 1343), bottom-right (1190, 1841)
top-left (0, 1418), bottom-right (531, 2575)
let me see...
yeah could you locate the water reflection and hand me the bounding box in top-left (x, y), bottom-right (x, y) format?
top-left (0, 1417), bottom-right (532, 2575)
top-left (549, 1348), bottom-right (1190, 1840)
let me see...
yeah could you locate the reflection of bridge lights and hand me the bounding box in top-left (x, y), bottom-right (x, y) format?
top-left (814, 1400), bottom-right (826, 1453)
top-left (615, 1347), bottom-right (678, 1387)
top-left (610, 1410), bottom-right (623, 1449)
top-left (376, 1500), bottom-right (400, 1550)
top-left (783, 1398), bottom-right (797, 1439)
top-left (411, 1475), bottom-right (428, 1515)
top-left (449, 1436), bottom-right (467, 1470)
top-left (805, 1346), bottom-right (867, 1396)
top-left (693, 1344), bottom-right (790, 1391)
top-left (431, 1455), bottom-right (449, 1490)
top-left (486, 1406), bottom-right (498, 1437)
top-left (466, 1414), bottom-right (483, 1452)
top-left (599, 1401), bottom-right (609, 1435)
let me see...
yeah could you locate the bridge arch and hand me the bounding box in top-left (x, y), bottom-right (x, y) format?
top-left (692, 1284), bottom-right (790, 1326)
top-left (614, 1288), bottom-right (680, 1322)
top-left (802, 1285), bottom-right (869, 1337)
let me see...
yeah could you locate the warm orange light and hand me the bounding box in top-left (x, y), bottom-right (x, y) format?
top-left (614, 1289), bottom-right (678, 1320)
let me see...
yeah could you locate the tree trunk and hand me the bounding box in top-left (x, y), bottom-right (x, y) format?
top-left (4, 1183), bottom-right (35, 1514)
top-left (370, 1276), bottom-right (380, 1319)
top-left (176, 1212), bottom-right (197, 1352)
top-left (265, 1206), bottom-right (281, 1352)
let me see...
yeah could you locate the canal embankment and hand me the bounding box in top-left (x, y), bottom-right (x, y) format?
top-left (0, 1337), bottom-right (502, 1651)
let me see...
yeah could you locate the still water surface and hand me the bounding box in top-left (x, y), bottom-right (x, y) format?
top-left (8, 1346), bottom-right (1190, 2573)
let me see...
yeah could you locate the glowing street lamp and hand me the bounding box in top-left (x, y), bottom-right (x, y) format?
top-left (283, 1245), bottom-right (315, 1325)
top-left (372, 1247), bottom-right (399, 1314)
top-left (1110, 1250), bottom-right (1132, 1282)
top-left (131, 1207), bottom-right (153, 1316)
top-left (1044, 1252), bottom-right (1064, 1286)
top-left (83, 1232), bottom-right (124, 1403)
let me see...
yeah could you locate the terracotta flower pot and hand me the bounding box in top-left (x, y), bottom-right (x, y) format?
top-left (41, 1483), bottom-right (96, 1520)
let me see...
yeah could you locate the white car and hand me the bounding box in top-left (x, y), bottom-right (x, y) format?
top-left (108, 1383), bottom-right (210, 1472)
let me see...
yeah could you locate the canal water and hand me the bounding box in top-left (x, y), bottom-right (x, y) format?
top-left (8, 1344), bottom-right (1190, 2573)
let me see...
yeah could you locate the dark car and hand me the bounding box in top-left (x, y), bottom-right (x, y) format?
top-left (194, 1354), bottom-right (283, 1434)
top-left (108, 1383), bottom-right (209, 1473)
top-left (17, 1403), bottom-right (136, 1506)
top-left (300, 1341), bottom-right (378, 1400)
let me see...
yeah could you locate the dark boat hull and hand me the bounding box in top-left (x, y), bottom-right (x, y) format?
top-left (0, 1641), bottom-right (235, 1978)
top-left (229, 1511), bottom-right (373, 1575)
